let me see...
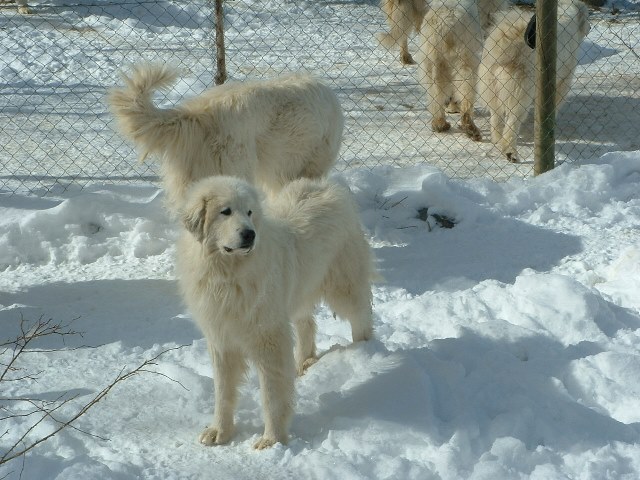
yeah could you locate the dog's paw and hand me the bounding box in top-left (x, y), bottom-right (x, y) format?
top-left (506, 152), bottom-right (519, 163)
top-left (401, 53), bottom-right (417, 66)
top-left (253, 435), bottom-right (286, 450)
top-left (432, 118), bottom-right (451, 133)
top-left (297, 356), bottom-right (318, 376)
top-left (199, 426), bottom-right (233, 446)
top-left (253, 437), bottom-right (276, 450)
top-left (465, 126), bottom-right (482, 141)
top-left (460, 114), bottom-right (482, 141)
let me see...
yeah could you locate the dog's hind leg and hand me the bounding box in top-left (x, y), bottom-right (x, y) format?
top-left (400, 38), bottom-right (416, 65)
top-left (322, 245), bottom-right (374, 344)
top-left (292, 310), bottom-right (318, 375)
top-left (325, 287), bottom-right (374, 343)
top-left (428, 57), bottom-right (453, 133)
top-left (500, 77), bottom-right (533, 162)
top-left (457, 52), bottom-right (482, 141)
top-left (500, 102), bottom-right (529, 162)
top-left (488, 89), bottom-right (505, 146)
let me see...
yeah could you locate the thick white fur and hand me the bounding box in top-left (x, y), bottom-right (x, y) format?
top-left (378, 0), bottom-right (428, 65)
top-left (177, 176), bottom-right (375, 449)
top-left (477, 0), bottom-right (508, 32)
top-left (479, 0), bottom-right (590, 161)
top-left (108, 64), bottom-right (344, 212)
top-left (417, 0), bottom-right (502, 140)
top-left (378, 0), bottom-right (505, 67)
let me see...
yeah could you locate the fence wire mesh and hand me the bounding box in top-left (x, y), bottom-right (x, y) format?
top-left (0, 0), bottom-right (638, 195)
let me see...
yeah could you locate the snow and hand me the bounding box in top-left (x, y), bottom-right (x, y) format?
top-left (2, 152), bottom-right (640, 479)
top-left (2, 0), bottom-right (640, 478)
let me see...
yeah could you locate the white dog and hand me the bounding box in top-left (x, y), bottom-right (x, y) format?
top-left (417, 0), bottom-right (491, 140)
top-left (108, 64), bottom-right (343, 212)
top-left (176, 175), bottom-right (375, 449)
top-left (378, 0), bottom-right (505, 67)
top-left (479, 0), bottom-right (590, 162)
top-left (378, 0), bottom-right (428, 65)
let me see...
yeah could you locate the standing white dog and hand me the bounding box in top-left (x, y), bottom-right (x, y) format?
top-left (108, 64), bottom-right (344, 212)
top-left (417, 0), bottom-right (486, 140)
top-left (378, 0), bottom-right (505, 67)
top-left (479, 0), bottom-right (590, 162)
top-left (177, 176), bottom-right (375, 449)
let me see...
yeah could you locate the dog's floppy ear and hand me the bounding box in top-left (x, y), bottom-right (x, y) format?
top-left (182, 198), bottom-right (207, 243)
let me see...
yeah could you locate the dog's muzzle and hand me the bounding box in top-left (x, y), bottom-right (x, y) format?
top-left (222, 229), bottom-right (256, 254)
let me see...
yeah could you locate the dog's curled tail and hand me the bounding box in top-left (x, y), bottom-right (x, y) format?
top-left (108, 64), bottom-right (182, 162)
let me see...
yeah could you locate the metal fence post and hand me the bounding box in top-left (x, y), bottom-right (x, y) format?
top-left (534, 0), bottom-right (558, 175)
top-left (214, 0), bottom-right (227, 85)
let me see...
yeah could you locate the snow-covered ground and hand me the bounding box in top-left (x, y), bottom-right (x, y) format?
top-left (1, 0), bottom-right (640, 478)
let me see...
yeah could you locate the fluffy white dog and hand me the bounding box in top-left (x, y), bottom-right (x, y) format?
top-left (108, 64), bottom-right (343, 212)
top-left (378, 0), bottom-right (505, 67)
top-left (479, 0), bottom-right (590, 162)
top-left (378, 0), bottom-right (428, 65)
top-left (176, 175), bottom-right (375, 449)
top-left (417, 0), bottom-right (487, 140)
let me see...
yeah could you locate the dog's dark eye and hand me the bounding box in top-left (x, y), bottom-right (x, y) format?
top-left (221, 208), bottom-right (232, 216)
top-left (247, 210), bottom-right (252, 217)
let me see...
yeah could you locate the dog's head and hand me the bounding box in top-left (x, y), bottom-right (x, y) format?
top-left (182, 176), bottom-right (261, 256)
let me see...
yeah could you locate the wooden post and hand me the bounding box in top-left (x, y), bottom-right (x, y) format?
top-left (534, 0), bottom-right (557, 175)
top-left (214, 0), bottom-right (227, 85)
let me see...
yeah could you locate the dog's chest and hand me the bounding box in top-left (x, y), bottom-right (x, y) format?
top-left (200, 272), bottom-right (263, 322)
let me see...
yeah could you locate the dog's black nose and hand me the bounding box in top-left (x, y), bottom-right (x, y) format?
top-left (240, 229), bottom-right (256, 247)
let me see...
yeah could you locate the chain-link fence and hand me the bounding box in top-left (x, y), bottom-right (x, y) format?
top-left (0, 0), bottom-right (638, 195)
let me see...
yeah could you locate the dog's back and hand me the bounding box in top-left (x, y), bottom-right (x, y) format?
top-left (268, 179), bottom-right (369, 274)
top-left (268, 178), bottom-right (375, 343)
top-left (108, 64), bottom-right (343, 210)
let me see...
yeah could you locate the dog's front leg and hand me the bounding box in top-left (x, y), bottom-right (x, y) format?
top-left (199, 348), bottom-right (246, 446)
top-left (253, 328), bottom-right (295, 449)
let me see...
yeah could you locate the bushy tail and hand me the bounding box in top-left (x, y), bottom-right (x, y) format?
top-left (107, 63), bottom-right (183, 161)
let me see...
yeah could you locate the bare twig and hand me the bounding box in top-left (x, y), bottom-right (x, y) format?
top-left (0, 315), bottom-right (187, 468)
top-left (0, 315), bottom-right (82, 383)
